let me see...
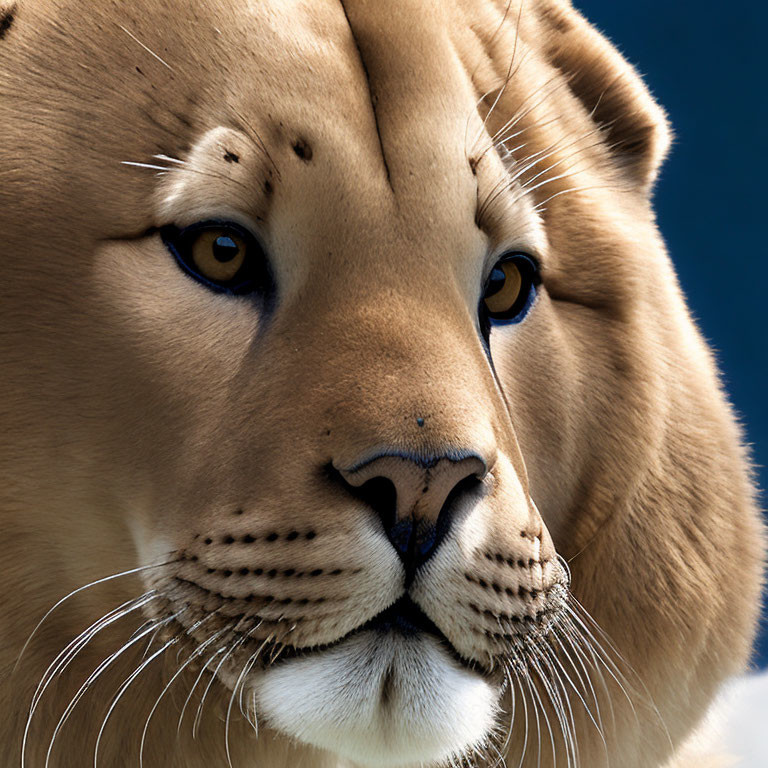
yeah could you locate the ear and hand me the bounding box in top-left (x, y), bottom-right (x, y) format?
top-left (535, 0), bottom-right (672, 193)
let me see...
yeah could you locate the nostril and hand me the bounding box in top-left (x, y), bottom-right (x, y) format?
top-left (324, 463), bottom-right (400, 537)
top-left (356, 476), bottom-right (398, 534)
top-left (345, 474), bottom-right (410, 555)
top-left (327, 454), bottom-right (488, 570)
top-left (431, 473), bottom-right (484, 554)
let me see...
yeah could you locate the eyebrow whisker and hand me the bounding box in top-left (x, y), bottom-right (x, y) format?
top-left (121, 161), bottom-right (169, 171)
top-left (118, 24), bottom-right (174, 72)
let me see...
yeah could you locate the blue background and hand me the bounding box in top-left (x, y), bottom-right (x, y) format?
top-left (577, 0), bottom-right (767, 669)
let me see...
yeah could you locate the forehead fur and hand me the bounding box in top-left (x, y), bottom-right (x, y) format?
top-left (0, 0), bottom-right (668, 236)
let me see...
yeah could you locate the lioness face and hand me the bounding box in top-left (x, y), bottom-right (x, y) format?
top-left (2, 1), bottom-right (764, 767)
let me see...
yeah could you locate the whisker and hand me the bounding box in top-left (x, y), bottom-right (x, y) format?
top-left (533, 183), bottom-right (621, 213)
top-left (516, 166), bottom-right (595, 201)
top-left (229, 105), bottom-right (281, 180)
top-left (121, 161), bottom-right (169, 172)
top-left (236, 626), bottom-right (280, 733)
top-left (563, 618), bottom-right (617, 731)
top-left (478, 73), bottom-right (574, 160)
top-left (552, 628), bottom-right (608, 747)
top-left (43, 615), bottom-right (163, 768)
top-left (494, 661), bottom-right (517, 767)
top-left (561, 615), bottom-right (617, 735)
top-left (15, 559), bottom-right (174, 671)
top-left (516, 666), bottom-right (530, 768)
top-left (142, 614), bottom-right (175, 658)
top-left (529, 646), bottom-right (568, 768)
top-left (472, 0), bottom-right (527, 152)
top-left (193, 638), bottom-right (242, 739)
top-left (563, 606), bottom-right (660, 760)
top-left (122, 155), bottom-right (259, 194)
top-left (534, 642), bottom-right (579, 768)
top-left (22, 592), bottom-right (159, 768)
top-left (153, 153), bottom-right (186, 165)
top-left (177, 643), bottom-right (229, 737)
top-left (566, 599), bottom-right (673, 752)
top-left (139, 618), bottom-right (223, 768)
top-left (526, 668), bottom-right (544, 768)
top-left (518, 133), bottom-right (606, 190)
top-left (29, 593), bottom-right (153, 715)
top-left (225, 641), bottom-right (259, 768)
top-left (479, 128), bottom-right (606, 221)
top-left (492, 115), bottom-right (562, 159)
top-left (251, 688), bottom-right (260, 737)
top-left (118, 24), bottom-right (174, 72)
top-left (266, 622), bottom-right (298, 667)
top-left (563, 604), bottom-right (640, 719)
top-left (236, 648), bottom-right (264, 729)
top-left (93, 611), bottom-right (186, 768)
top-left (223, 623), bottom-right (294, 768)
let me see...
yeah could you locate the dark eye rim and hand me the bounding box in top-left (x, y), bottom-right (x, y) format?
top-left (160, 219), bottom-right (270, 296)
top-left (481, 252), bottom-right (541, 326)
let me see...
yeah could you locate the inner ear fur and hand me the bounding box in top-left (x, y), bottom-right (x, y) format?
top-left (535, 0), bottom-right (672, 192)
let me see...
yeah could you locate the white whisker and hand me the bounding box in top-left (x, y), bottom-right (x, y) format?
top-left (121, 161), bottom-right (169, 171)
top-left (533, 643), bottom-right (578, 768)
top-left (566, 599), bottom-right (673, 752)
top-left (225, 640), bottom-right (257, 768)
top-left (15, 559), bottom-right (173, 671)
top-left (563, 605), bottom-right (640, 720)
top-left (516, 668), bottom-right (530, 768)
top-left (43, 616), bottom-right (162, 768)
top-left (177, 643), bottom-right (229, 736)
top-left (118, 25), bottom-right (174, 71)
top-left (192, 638), bottom-right (241, 739)
top-left (529, 648), bottom-right (567, 768)
top-left (139, 619), bottom-right (223, 768)
top-left (22, 591), bottom-right (159, 768)
top-left (93, 612), bottom-right (185, 768)
top-left (153, 154), bottom-right (186, 165)
top-left (552, 628), bottom-right (608, 749)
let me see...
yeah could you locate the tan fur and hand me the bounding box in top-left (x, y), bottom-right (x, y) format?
top-left (0, 0), bottom-right (764, 766)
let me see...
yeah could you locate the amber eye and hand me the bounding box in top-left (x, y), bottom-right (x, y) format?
top-left (482, 253), bottom-right (540, 324)
top-left (191, 229), bottom-right (246, 282)
top-left (161, 220), bottom-right (271, 295)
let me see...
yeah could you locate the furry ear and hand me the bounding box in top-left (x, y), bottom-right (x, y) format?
top-left (535, 0), bottom-right (671, 192)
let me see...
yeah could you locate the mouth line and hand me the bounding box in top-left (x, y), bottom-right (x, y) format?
top-left (262, 596), bottom-right (491, 676)
top-left (359, 596), bottom-right (447, 638)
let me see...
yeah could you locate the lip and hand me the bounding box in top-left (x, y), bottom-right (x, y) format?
top-left (258, 595), bottom-right (489, 676)
top-left (360, 596), bottom-right (447, 638)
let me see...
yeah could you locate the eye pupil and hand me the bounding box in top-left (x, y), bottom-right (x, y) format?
top-left (212, 236), bottom-right (240, 263)
top-left (486, 267), bottom-right (506, 297)
top-left (482, 253), bottom-right (539, 325)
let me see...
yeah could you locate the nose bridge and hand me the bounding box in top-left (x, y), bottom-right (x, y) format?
top-left (266, 201), bottom-right (534, 495)
top-left (296, 282), bottom-right (498, 459)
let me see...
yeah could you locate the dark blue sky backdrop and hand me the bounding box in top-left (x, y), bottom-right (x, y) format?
top-left (576, 0), bottom-right (767, 668)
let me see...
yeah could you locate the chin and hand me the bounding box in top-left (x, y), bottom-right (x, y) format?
top-left (252, 631), bottom-right (499, 767)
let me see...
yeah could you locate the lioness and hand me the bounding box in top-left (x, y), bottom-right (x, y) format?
top-left (0, 0), bottom-right (763, 766)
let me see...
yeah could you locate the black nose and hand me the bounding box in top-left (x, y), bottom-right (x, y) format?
top-left (336, 453), bottom-right (487, 574)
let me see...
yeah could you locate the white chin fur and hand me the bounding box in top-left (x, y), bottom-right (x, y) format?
top-left (252, 632), bottom-right (498, 767)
